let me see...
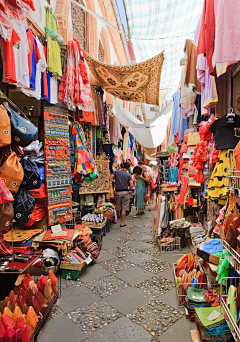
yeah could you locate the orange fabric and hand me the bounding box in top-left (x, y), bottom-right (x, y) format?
top-left (3, 29), bottom-right (20, 83)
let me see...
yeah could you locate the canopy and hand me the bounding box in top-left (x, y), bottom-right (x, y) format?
top-left (124, 0), bottom-right (204, 93)
top-left (86, 52), bottom-right (164, 106)
top-left (113, 99), bottom-right (173, 148)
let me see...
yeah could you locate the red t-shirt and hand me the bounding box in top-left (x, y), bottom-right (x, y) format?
top-left (4, 29), bottom-right (20, 84)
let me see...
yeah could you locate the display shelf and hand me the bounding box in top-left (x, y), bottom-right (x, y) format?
top-left (79, 190), bottom-right (110, 195)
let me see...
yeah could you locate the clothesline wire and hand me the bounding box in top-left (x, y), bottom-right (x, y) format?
top-left (129, 32), bottom-right (194, 41)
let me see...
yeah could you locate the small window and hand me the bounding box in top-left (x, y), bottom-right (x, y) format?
top-left (71, 0), bottom-right (89, 52)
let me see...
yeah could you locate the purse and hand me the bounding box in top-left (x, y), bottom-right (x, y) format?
top-left (21, 158), bottom-right (42, 190)
top-left (2, 103), bottom-right (38, 147)
top-left (13, 188), bottom-right (35, 225)
top-left (0, 202), bottom-right (14, 234)
top-left (0, 178), bottom-right (14, 204)
top-left (0, 152), bottom-right (24, 193)
top-left (0, 105), bottom-right (11, 147)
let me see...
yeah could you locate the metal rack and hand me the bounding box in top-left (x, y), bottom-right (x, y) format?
top-left (220, 276), bottom-right (240, 342)
top-left (226, 149), bottom-right (240, 191)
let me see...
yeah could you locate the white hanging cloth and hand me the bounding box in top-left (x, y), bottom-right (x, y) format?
top-left (113, 99), bottom-right (173, 148)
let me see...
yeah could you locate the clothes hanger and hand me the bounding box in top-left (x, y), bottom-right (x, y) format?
top-left (226, 106), bottom-right (236, 123)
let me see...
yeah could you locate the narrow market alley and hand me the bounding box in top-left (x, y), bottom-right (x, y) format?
top-left (38, 210), bottom-right (194, 342)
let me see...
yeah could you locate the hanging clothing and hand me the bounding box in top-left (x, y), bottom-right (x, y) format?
top-left (180, 66), bottom-right (196, 118)
top-left (179, 109), bottom-right (188, 143)
top-left (213, 0), bottom-right (240, 66)
top-left (205, 150), bottom-right (234, 205)
top-left (0, 29), bottom-right (20, 84)
top-left (26, 29), bottom-right (41, 90)
top-left (21, 37), bottom-right (47, 99)
top-left (197, 0), bottom-right (216, 75)
top-left (184, 40), bottom-right (201, 94)
top-left (196, 54), bottom-right (218, 115)
top-left (114, 149), bottom-right (123, 165)
top-left (172, 90), bottom-right (181, 136)
top-left (45, 7), bottom-right (62, 76)
top-left (12, 21), bottom-right (29, 88)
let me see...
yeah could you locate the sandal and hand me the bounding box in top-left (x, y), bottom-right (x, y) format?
top-left (133, 213), bottom-right (141, 218)
top-left (120, 224), bottom-right (127, 227)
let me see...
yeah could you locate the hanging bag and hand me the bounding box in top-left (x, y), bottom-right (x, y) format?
top-left (0, 105), bottom-right (11, 147)
top-left (0, 178), bottom-right (14, 204)
top-left (3, 103), bottom-right (38, 147)
top-left (0, 151), bottom-right (24, 193)
top-left (21, 158), bottom-right (42, 190)
top-left (13, 188), bottom-right (35, 225)
top-left (0, 202), bottom-right (14, 234)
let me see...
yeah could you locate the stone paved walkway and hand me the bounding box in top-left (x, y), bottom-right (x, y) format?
top-left (38, 210), bottom-right (195, 342)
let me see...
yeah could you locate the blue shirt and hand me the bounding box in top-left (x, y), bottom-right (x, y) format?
top-left (172, 91), bottom-right (181, 136)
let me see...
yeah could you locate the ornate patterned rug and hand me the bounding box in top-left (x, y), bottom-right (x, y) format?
top-left (86, 52), bottom-right (164, 106)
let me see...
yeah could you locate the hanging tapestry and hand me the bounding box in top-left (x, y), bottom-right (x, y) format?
top-left (86, 52), bottom-right (164, 106)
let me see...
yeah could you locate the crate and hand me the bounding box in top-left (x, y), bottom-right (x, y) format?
top-left (61, 266), bottom-right (87, 281)
top-left (158, 236), bottom-right (181, 253)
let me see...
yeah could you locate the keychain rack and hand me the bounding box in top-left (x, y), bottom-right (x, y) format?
top-left (43, 106), bottom-right (72, 226)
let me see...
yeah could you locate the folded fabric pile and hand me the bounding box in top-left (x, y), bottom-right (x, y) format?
top-left (185, 288), bottom-right (220, 320)
top-left (175, 253), bottom-right (207, 305)
top-left (195, 306), bottom-right (232, 342)
top-left (3, 228), bottom-right (43, 255)
top-left (32, 229), bottom-right (81, 251)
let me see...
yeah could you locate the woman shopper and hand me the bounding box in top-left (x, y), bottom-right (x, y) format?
top-left (133, 165), bottom-right (149, 217)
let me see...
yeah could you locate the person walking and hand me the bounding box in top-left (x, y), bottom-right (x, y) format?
top-left (133, 164), bottom-right (149, 217)
top-left (112, 161), bottom-right (134, 227)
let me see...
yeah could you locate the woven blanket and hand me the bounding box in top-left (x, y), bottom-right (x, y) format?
top-left (86, 53), bottom-right (164, 106)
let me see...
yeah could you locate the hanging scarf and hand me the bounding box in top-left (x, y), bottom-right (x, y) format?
top-left (72, 123), bottom-right (95, 176)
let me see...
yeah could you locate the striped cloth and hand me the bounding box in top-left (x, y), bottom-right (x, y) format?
top-left (124, 0), bottom-right (204, 95)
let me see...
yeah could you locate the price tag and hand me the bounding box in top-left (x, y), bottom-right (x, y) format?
top-left (51, 224), bottom-right (62, 234)
top-left (85, 256), bottom-right (92, 265)
top-left (207, 310), bottom-right (221, 321)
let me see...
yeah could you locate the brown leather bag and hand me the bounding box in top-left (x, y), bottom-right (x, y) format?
top-left (0, 151), bottom-right (23, 193)
top-left (0, 202), bottom-right (14, 234)
top-left (0, 105), bottom-right (11, 147)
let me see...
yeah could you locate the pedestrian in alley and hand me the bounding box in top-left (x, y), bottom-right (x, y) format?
top-left (133, 164), bottom-right (149, 217)
top-left (112, 161), bottom-right (134, 227)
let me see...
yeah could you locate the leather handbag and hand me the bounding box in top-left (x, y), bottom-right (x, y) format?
top-left (0, 152), bottom-right (24, 193)
top-left (21, 158), bottom-right (42, 190)
top-left (0, 105), bottom-right (11, 147)
top-left (13, 188), bottom-right (35, 225)
top-left (2, 103), bottom-right (38, 147)
top-left (0, 202), bottom-right (14, 234)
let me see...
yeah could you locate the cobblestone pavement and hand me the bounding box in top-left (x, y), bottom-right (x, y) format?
top-left (38, 210), bottom-right (195, 342)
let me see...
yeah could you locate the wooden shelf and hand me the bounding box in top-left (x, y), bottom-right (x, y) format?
top-left (79, 190), bottom-right (110, 195)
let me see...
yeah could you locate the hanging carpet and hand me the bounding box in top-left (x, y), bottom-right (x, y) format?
top-left (86, 52), bottom-right (164, 106)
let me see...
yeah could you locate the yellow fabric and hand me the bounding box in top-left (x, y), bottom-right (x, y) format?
top-left (86, 52), bottom-right (164, 106)
top-left (46, 7), bottom-right (62, 76)
top-left (205, 150), bottom-right (234, 205)
top-left (3, 228), bottom-right (43, 242)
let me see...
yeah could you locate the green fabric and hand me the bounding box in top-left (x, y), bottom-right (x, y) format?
top-left (186, 287), bottom-right (207, 303)
top-left (226, 285), bottom-right (237, 331)
top-left (134, 178), bottom-right (145, 209)
top-left (195, 306), bottom-right (225, 328)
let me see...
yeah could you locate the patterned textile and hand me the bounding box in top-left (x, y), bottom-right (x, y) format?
top-left (86, 53), bottom-right (164, 106)
top-left (4, 228), bottom-right (43, 242)
top-left (124, 0), bottom-right (203, 93)
top-left (72, 123), bottom-right (95, 176)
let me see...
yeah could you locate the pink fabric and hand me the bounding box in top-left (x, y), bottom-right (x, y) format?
top-left (196, 54), bottom-right (218, 115)
top-left (213, 0), bottom-right (240, 65)
top-left (114, 149), bottom-right (123, 165)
